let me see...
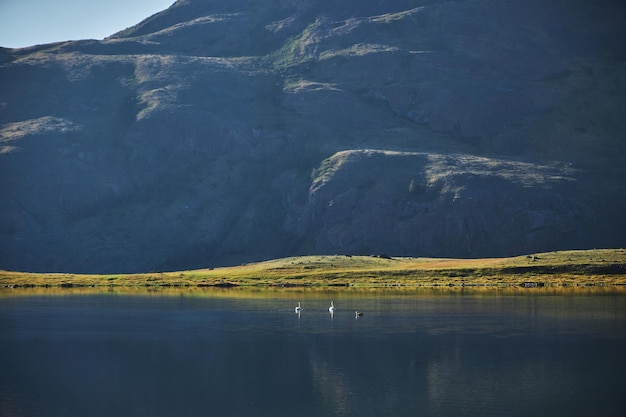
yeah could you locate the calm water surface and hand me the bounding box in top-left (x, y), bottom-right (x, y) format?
top-left (0, 288), bottom-right (625, 417)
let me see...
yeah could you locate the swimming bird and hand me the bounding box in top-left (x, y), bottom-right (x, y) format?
top-left (329, 301), bottom-right (335, 312)
top-left (355, 311), bottom-right (364, 318)
top-left (295, 302), bottom-right (302, 313)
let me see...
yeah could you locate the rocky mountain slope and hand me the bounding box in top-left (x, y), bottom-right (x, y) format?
top-left (1, 0), bottom-right (625, 273)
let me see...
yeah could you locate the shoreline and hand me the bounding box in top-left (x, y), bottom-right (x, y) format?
top-left (1, 249), bottom-right (625, 290)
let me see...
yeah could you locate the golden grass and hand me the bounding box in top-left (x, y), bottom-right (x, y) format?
top-left (1, 249), bottom-right (625, 290)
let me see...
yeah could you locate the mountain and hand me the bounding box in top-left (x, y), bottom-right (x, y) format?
top-left (1, 0), bottom-right (625, 273)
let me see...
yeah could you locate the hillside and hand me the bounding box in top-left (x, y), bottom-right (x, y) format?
top-left (1, 0), bottom-right (625, 273)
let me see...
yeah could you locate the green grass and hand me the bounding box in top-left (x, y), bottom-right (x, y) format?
top-left (1, 249), bottom-right (625, 290)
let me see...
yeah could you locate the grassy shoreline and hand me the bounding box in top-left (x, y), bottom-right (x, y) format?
top-left (1, 249), bottom-right (625, 290)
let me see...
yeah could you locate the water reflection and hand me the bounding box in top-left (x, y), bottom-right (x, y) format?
top-left (0, 289), bottom-right (625, 417)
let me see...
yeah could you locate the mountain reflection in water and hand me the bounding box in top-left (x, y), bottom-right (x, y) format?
top-left (0, 288), bottom-right (624, 417)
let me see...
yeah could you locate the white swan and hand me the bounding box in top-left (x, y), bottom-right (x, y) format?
top-left (295, 302), bottom-right (302, 313)
top-left (329, 301), bottom-right (335, 312)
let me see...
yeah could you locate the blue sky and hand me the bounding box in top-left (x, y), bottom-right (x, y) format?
top-left (0, 0), bottom-right (174, 48)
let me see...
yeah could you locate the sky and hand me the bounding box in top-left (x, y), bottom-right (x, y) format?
top-left (0, 0), bottom-right (175, 48)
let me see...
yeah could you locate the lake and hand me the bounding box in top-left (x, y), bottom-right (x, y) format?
top-left (1, 287), bottom-right (625, 417)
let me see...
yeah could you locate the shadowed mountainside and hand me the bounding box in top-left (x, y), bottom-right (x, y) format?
top-left (1, 0), bottom-right (625, 273)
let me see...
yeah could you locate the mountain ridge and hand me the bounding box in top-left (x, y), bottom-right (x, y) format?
top-left (1, 0), bottom-right (625, 273)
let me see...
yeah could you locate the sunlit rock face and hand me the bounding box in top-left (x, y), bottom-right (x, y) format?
top-left (1, 0), bottom-right (625, 272)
